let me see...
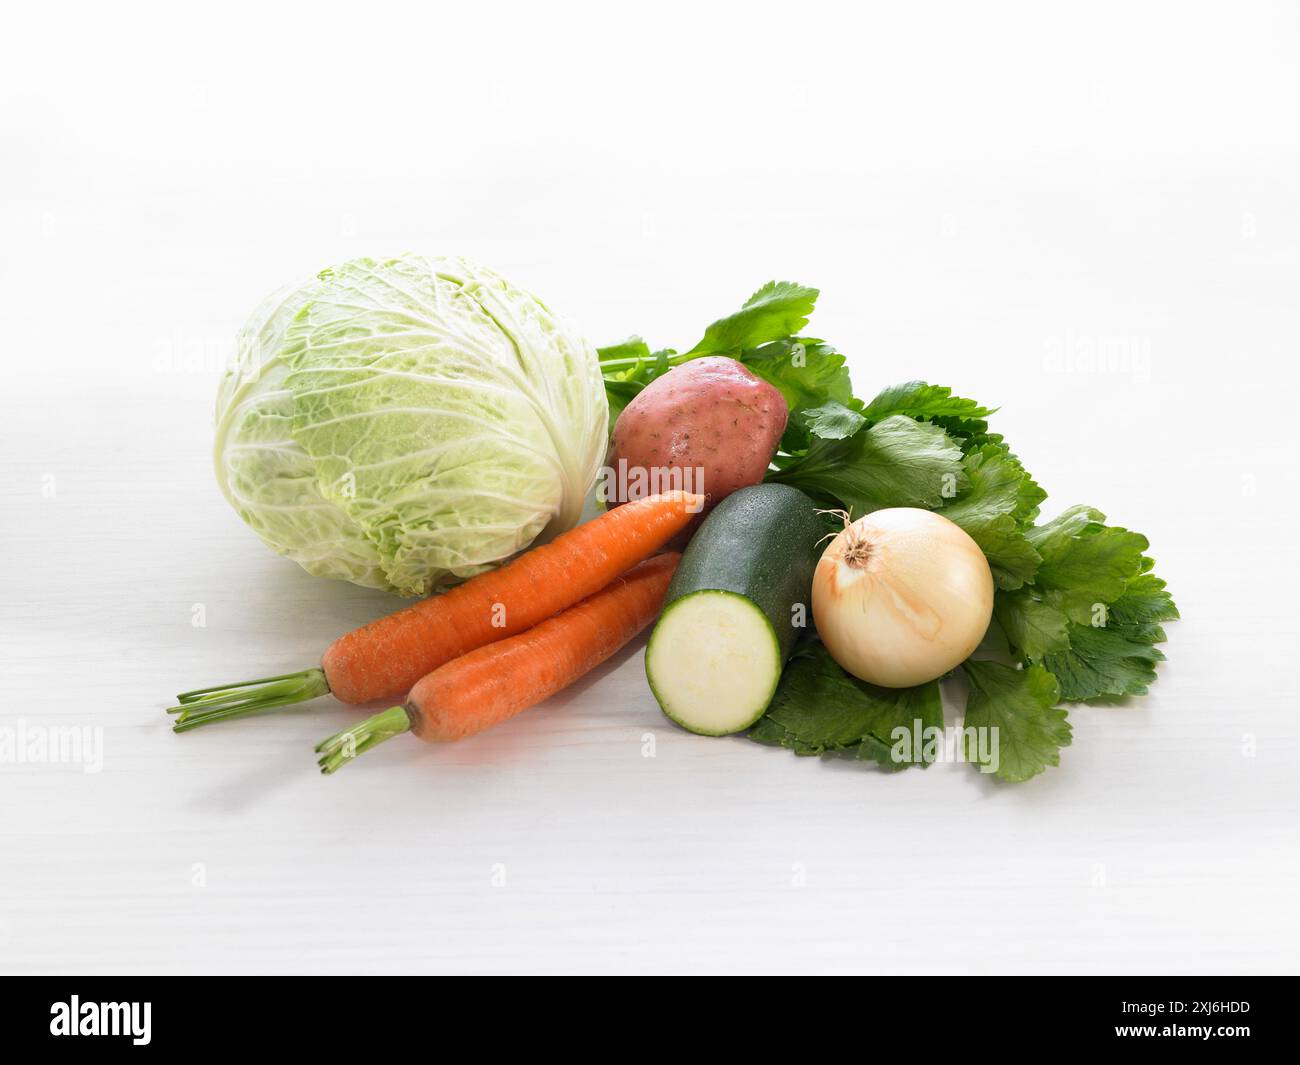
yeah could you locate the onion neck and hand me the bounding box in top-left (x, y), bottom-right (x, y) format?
top-left (841, 529), bottom-right (873, 569)
top-left (818, 508), bottom-right (874, 571)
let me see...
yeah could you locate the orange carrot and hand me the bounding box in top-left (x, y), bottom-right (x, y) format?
top-left (315, 553), bottom-right (679, 772)
top-left (170, 492), bottom-right (701, 732)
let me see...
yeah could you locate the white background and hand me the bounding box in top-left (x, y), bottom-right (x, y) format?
top-left (2, 1), bottom-right (1297, 974)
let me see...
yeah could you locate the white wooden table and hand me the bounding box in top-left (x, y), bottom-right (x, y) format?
top-left (2, 0), bottom-right (1297, 974)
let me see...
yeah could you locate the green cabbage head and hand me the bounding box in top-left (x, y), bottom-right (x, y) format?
top-left (214, 254), bottom-right (608, 596)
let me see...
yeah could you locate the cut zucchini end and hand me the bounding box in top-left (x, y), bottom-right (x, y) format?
top-left (645, 590), bottom-right (782, 736)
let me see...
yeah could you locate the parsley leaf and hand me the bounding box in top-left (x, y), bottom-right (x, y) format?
top-left (961, 660), bottom-right (1070, 782)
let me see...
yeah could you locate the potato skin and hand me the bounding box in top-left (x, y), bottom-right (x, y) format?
top-left (608, 357), bottom-right (788, 533)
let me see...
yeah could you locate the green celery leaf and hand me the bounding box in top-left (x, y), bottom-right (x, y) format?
top-left (599, 337), bottom-right (664, 425)
top-left (597, 335), bottom-right (652, 366)
top-left (747, 715), bottom-right (823, 755)
top-left (741, 337), bottom-right (855, 449)
top-left (1043, 621), bottom-right (1166, 700)
top-left (1039, 562), bottom-right (1175, 700)
top-left (1028, 507), bottom-right (1149, 623)
top-left (749, 642), bottom-right (942, 769)
top-left (1106, 569), bottom-right (1180, 626)
top-left (802, 399), bottom-right (867, 440)
top-left (603, 378), bottom-right (644, 428)
top-left (994, 588), bottom-right (1072, 661)
top-left (686, 281), bottom-right (819, 356)
top-left (966, 516), bottom-right (1041, 591)
top-left (940, 444), bottom-right (1047, 589)
top-left (855, 732), bottom-right (915, 772)
top-left (962, 660), bottom-right (1070, 782)
top-left (931, 418), bottom-right (996, 452)
top-left (960, 443), bottom-right (1045, 523)
top-left (1024, 504), bottom-right (1106, 556)
top-left (860, 381), bottom-right (995, 431)
top-left (770, 414), bottom-right (967, 515)
top-left (995, 548), bottom-right (1176, 689)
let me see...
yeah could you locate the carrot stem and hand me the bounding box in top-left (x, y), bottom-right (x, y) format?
top-left (169, 668), bottom-right (330, 732)
top-left (315, 705), bottom-right (412, 775)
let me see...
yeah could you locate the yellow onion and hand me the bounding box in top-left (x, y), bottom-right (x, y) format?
top-left (812, 508), bottom-right (993, 687)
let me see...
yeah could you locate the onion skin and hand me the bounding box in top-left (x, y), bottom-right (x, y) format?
top-left (812, 508), bottom-right (993, 687)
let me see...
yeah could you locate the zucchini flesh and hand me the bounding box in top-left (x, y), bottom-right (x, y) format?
top-left (645, 483), bottom-right (822, 735)
top-left (647, 590), bottom-right (783, 735)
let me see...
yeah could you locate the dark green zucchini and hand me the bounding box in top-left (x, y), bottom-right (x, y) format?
top-left (645, 483), bottom-right (823, 735)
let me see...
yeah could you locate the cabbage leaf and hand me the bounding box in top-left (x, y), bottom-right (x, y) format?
top-left (215, 255), bottom-right (607, 596)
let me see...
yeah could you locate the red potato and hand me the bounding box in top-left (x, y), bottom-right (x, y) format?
top-left (607, 357), bottom-right (788, 536)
